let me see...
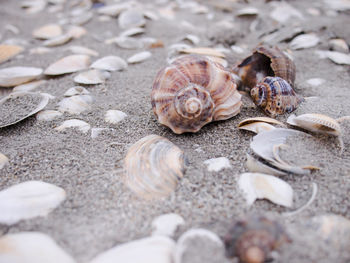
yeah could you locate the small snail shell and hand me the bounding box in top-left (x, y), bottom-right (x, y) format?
top-left (250, 76), bottom-right (304, 117)
top-left (151, 55), bottom-right (242, 134)
top-left (233, 46), bottom-right (296, 91)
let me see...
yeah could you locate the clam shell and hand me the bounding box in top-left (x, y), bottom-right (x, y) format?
top-left (127, 51), bottom-right (152, 64)
top-left (329, 39), bottom-right (349, 53)
top-left (0, 44), bottom-right (24, 64)
top-left (245, 154), bottom-right (288, 176)
top-left (118, 9), bottom-right (146, 29)
top-left (32, 24), bottom-right (62, 39)
top-left (290, 33), bottom-right (320, 50)
top-left (0, 153), bottom-right (9, 170)
top-left (105, 110), bottom-right (127, 124)
top-left (67, 45), bottom-right (99, 57)
top-left (0, 67), bottom-right (43, 87)
top-left (67, 25), bottom-right (87, 39)
top-left (91, 56), bottom-right (127, 71)
top-left (64, 86), bottom-right (89, 97)
top-left (0, 92), bottom-right (49, 128)
top-left (113, 36), bottom-right (144, 49)
top-left (13, 80), bottom-right (47, 92)
top-left (55, 119), bottom-right (91, 133)
top-left (45, 55), bottom-right (91, 75)
top-left (74, 69), bottom-right (110, 84)
top-left (123, 135), bottom-right (186, 199)
top-left (239, 121), bottom-right (276, 134)
top-left (43, 33), bottom-right (72, 47)
top-left (151, 213), bottom-right (185, 237)
top-left (58, 95), bottom-right (93, 114)
top-left (97, 3), bottom-right (132, 16)
top-left (120, 27), bottom-right (145, 37)
top-left (36, 110), bottom-right (63, 121)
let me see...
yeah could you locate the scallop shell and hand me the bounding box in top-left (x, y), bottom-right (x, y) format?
top-left (0, 44), bottom-right (24, 64)
top-left (251, 76), bottom-right (304, 117)
top-left (233, 45), bottom-right (296, 90)
top-left (123, 135), bottom-right (186, 199)
top-left (151, 55), bottom-right (242, 134)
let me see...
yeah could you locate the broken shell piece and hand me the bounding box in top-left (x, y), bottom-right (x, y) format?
top-left (58, 95), bottom-right (93, 115)
top-left (74, 69), bottom-right (110, 84)
top-left (105, 110), bottom-right (127, 124)
top-left (32, 24), bottom-right (62, 39)
top-left (67, 45), bottom-right (99, 57)
top-left (64, 86), bottom-right (89, 97)
top-left (55, 119), bottom-right (91, 133)
top-left (203, 157), bottom-right (231, 172)
top-left (0, 181), bottom-right (66, 225)
top-left (0, 153), bottom-right (9, 170)
top-left (37, 110), bottom-right (63, 121)
top-left (0, 44), bottom-right (24, 64)
top-left (0, 92), bottom-right (49, 128)
top-left (152, 213), bottom-right (185, 237)
top-left (290, 34), bottom-right (320, 50)
top-left (180, 47), bottom-right (225, 58)
top-left (238, 173), bottom-right (293, 207)
top-left (127, 51), bottom-right (152, 64)
top-left (0, 67), bottom-right (43, 87)
top-left (45, 55), bottom-right (90, 75)
top-left (329, 39), bottom-right (349, 53)
top-left (245, 154), bottom-right (288, 176)
top-left (118, 9), bottom-right (146, 29)
top-left (0, 232), bottom-right (76, 263)
top-left (123, 135), bottom-right (186, 200)
top-left (238, 117), bottom-right (285, 133)
top-left (91, 56), bottom-right (127, 71)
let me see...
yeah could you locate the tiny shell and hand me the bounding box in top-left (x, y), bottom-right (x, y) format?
top-left (0, 67), bottom-right (43, 87)
top-left (91, 56), bottom-right (127, 71)
top-left (105, 110), bottom-right (127, 124)
top-left (245, 154), bottom-right (288, 176)
top-left (74, 69), bottom-right (110, 84)
top-left (236, 7), bottom-right (259, 16)
top-left (238, 172), bottom-right (293, 207)
top-left (113, 36), bottom-right (144, 49)
top-left (45, 55), bottom-right (91, 75)
top-left (180, 47), bottom-right (225, 58)
top-left (70, 12), bottom-right (93, 26)
top-left (152, 213), bottom-right (185, 237)
top-left (43, 33), bottom-right (72, 47)
top-left (97, 3), bottom-right (131, 16)
top-left (55, 119), bottom-right (91, 133)
top-left (118, 9), bottom-right (146, 29)
top-left (270, 2), bottom-right (303, 24)
top-left (127, 51), bottom-right (152, 64)
top-left (67, 25), bottom-right (87, 39)
top-left (13, 79), bottom-right (47, 92)
top-left (0, 44), bottom-right (24, 64)
top-left (203, 157), bottom-right (231, 172)
top-left (329, 39), bottom-right (349, 53)
top-left (64, 86), bottom-right (90, 97)
top-left (36, 110), bottom-right (63, 121)
top-left (0, 153), bottom-right (9, 170)
top-left (123, 135), bottom-right (186, 199)
top-left (67, 45), bottom-right (99, 57)
top-left (32, 24), bottom-right (62, 39)
top-left (58, 95), bottom-right (93, 114)
top-left (290, 33), bottom-right (320, 50)
top-left (120, 27), bottom-right (145, 37)
top-left (306, 78), bottom-right (325, 87)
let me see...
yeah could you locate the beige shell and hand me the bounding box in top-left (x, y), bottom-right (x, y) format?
top-left (123, 135), bottom-right (186, 199)
top-left (0, 45), bottom-right (24, 64)
top-left (151, 55), bottom-right (242, 134)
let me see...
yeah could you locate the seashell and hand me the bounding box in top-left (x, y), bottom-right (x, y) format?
top-left (45, 55), bottom-right (91, 75)
top-left (21, 0), bottom-right (46, 14)
top-left (91, 56), bottom-right (127, 71)
top-left (270, 2), bottom-right (303, 24)
top-left (236, 7), bottom-right (259, 16)
top-left (55, 119), bottom-right (91, 133)
top-left (224, 215), bottom-right (290, 263)
top-left (97, 3), bottom-right (132, 16)
top-left (118, 9), bottom-right (146, 29)
top-left (13, 79), bottom-right (46, 92)
top-left (203, 157), bottom-right (231, 172)
top-left (112, 36), bottom-right (144, 49)
top-left (120, 27), bottom-right (145, 37)
top-left (306, 78), bottom-right (325, 87)
top-left (0, 153), bottom-right (9, 170)
top-left (183, 34), bottom-right (200, 45)
top-left (151, 55), bottom-right (242, 134)
top-left (250, 76), bottom-right (304, 117)
top-left (127, 51), bottom-right (152, 64)
top-left (245, 154), bottom-right (288, 176)
top-left (29, 46), bottom-right (52, 55)
top-left (143, 10), bottom-right (159, 21)
top-left (329, 38), bottom-right (349, 53)
top-left (0, 232), bottom-right (76, 263)
top-left (0, 92), bottom-right (49, 128)
top-left (0, 44), bottom-right (24, 64)
top-left (58, 94), bottom-right (93, 114)
top-left (0, 181), bottom-right (66, 225)
top-left (74, 69), bottom-right (110, 85)
top-left (66, 25), bottom-right (87, 39)
top-left (324, 0), bottom-right (350, 11)
top-left (238, 117), bottom-right (285, 133)
top-left (90, 236), bottom-right (175, 263)
top-left (64, 86), bottom-right (89, 97)
top-left (287, 113), bottom-right (341, 136)
top-left (32, 24), bottom-right (62, 39)
top-left (43, 33), bottom-right (72, 47)
top-left (105, 110), bottom-right (127, 124)
top-left (36, 110), bottom-right (63, 121)
top-left (233, 45), bottom-right (296, 91)
top-left (325, 51), bottom-right (350, 65)
top-left (123, 135), bottom-right (186, 199)
top-left (151, 213), bottom-right (185, 237)
top-left (290, 33), bottom-right (320, 50)
top-left (70, 12), bottom-right (93, 26)
top-left (180, 47), bottom-right (225, 58)
top-left (67, 45), bottom-right (99, 57)
top-left (0, 66), bottom-right (43, 87)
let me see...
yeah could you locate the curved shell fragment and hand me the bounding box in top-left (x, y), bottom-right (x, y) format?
top-left (290, 34), bottom-right (320, 50)
top-left (64, 86), bottom-right (90, 97)
top-left (245, 154), bottom-right (288, 176)
top-left (43, 33), bottom-right (72, 47)
top-left (105, 110), bottom-right (127, 124)
top-left (74, 69), bottom-right (110, 84)
top-left (239, 117), bottom-right (286, 127)
top-left (45, 55), bottom-right (91, 75)
top-left (55, 119), bottom-right (91, 133)
top-left (0, 44), bottom-right (24, 64)
top-left (67, 46), bottom-right (99, 57)
top-left (0, 67), bottom-right (43, 87)
top-left (238, 122), bottom-right (276, 134)
top-left (127, 51), bottom-right (152, 64)
top-left (58, 95), bottom-right (93, 114)
top-left (91, 56), bottom-right (127, 71)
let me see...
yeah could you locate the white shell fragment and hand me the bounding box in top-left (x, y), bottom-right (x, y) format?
top-left (105, 110), bottom-right (127, 124)
top-left (118, 9), bottom-right (146, 29)
top-left (0, 181), bottom-right (66, 225)
top-left (203, 157), bottom-right (231, 172)
top-left (127, 51), bottom-right (152, 64)
top-left (0, 67), bottom-right (43, 87)
top-left (64, 86), bottom-right (90, 97)
top-left (97, 3), bottom-right (131, 16)
top-left (13, 79), bottom-right (47, 92)
top-left (245, 154), bottom-right (288, 176)
top-left (58, 95), bottom-right (93, 114)
top-left (306, 78), bottom-right (325, 87)
top-left (120, 27), bottom-right (145, 37)
top-left (90, 236), bottom-right (175, 263)
top-left (325, 51), bottom-right (350, 65)
top-left (67, 45), bottom-right (99, 57)
top-left (43, 33), bottom-right (72, 47)
top-left (36, 110), bottom-right (63, 121)
top-left (74, 69), bottom-right (110, 84)
top-left (290, 34), bottom-right (320, 50)
top-left (0, 232), bottom-right (76, 263)
top-left (55, 119), bottom-right (91, 133)
top-left (45, 55), bottom-right (91, 75)
top-left (32, 24), bottom-right (62, 39)
top-left (238, 117), bottom-right (284, 133)
top-left (329, 39), bottom-right (349, 53)
top-left (270, 2), bottom-right (303, 24)
top-left (91, 56), bottom-right (127, 71)
top-left (152, 213), bottom-right (185, 237)
top-left (0, 153), bottom-right (9, 170)
top-left (113, 36), bottom-right (144, 49)
top-left (236, 7), bottom-right (259, 16)
top-left (123, 135), bottom-right (185, 200)
top-left (238, 173), bottom-right (293, 207)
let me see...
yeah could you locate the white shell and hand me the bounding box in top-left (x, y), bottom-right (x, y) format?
top-left (118, 9), bottom-right (146, 29)
top-left (97, 3), bottom-right (132, 16)
top-left (0, 67), bottom-right (43, 87)
top-left (43, 33), bottom-right (72, 47)
top-left (89, 236), bottom-right (175, 263)
top-left (67, 45), bottom-right (99, 57)
top-left (58, 95), bottom-right (93, 114)
top-left (329, 38), bottom-right (349, 53)
top-left (113, 36), bottom-right (144, 49)
top-left (203, 157), bottom-right (231, 172)
top-left (64, 86), bottom-right (90, 97)
top-left (74, 69), bottom-right (110, 84)
top-left (55, 119), bottom-right (91, 133)
top-left (0, 153), bottom-right (9, 170)
top-left (151, 213), bottom-right (185, 237)
top-left (120, 27), bottom-right (145, 37)
top-left (0, 181), bottom-right (66, 225)
top-left (238, 173), bottom-right (293, 207)
top-left (13, 79), bottom-right (46, 92)
top-left (325, 51), bottom-right (350, 65)
top-left (45, 55), bottom-right (91, 75)
top-left (270, 2), bottom-right (303, 24)
top-left (290, 34), bottom-right (320, 50)
top-left (245, 154), bottom-right (288, 176)
top-left (0, 232), bottom-right (76, 263)
top-left (236, 7), bottom-right (259, 16)
top-left (306, 78), bottom-right (325, 87)
top-left (238, 117), bottom-right (284, 133)
top-left (91, 56), bottom-right (127, 71)
top-left (105, 110), bottom-right (127, 124)
top-left (127, 51), bottom-right (152, 64)
top-left (36, 110), bottom-right (63, 121)
top-left (67, 25), bottom-right (87, 39)
top-left (32, 24), bottom-right (62, 39)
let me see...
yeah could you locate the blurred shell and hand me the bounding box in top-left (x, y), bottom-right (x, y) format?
top-left (120, 27), bottom-right (145, 37)
top-left (43, 33), bottom-right (72, 47)
top-left (0, 67), bottom-right (43, 87)
top-left (233, 46), bottom-right (296, 90)
top-left (180, 47), bottom-right (225, 58)
top-left (329, 39), bottom-right (349, 53)
top-left (37, 110), bottom-right (63, 121)
top-left (118, 9), bottom-right (146, 29)
top-left (306, 78), bottom-right (325, 87)
top-left (0, 153), bottom-right (9, 170)
top-left (238, 117), bottom-right (285, 133)
top-left (325, 51), bottom-right (350, 65)
top-left (64, 86), bottom-right (89, 97)
top-left (67, 45), bottom-right (99, 57)
top-left (0, 92), bottom-right (49, 128)
top-left (91, 56), bottom-right (127, 71)
top-left (203, 157), bottom-right (231, 172)
top-left (0, 45), bottom-right (24, 64)
top-left (58, 95), bottom-right (93, 114)
top-left (70, 12), bottom-right (93, 26)
top-left (236, 7), bottom-right (259, 16)
top-left (97, 3), bottom-right (132, 16)
top-left (151, 55), bottom-right (242, 134)
top-left (250, 77), bottom-right (304, 117)
top-left (290, 34), bottom-right (320, 50)
top-left (13, 80), bottom-right (46, 92)
top-left (45, 55), bottom-right (90, 75)
top-left (287, 113), bottom-right (341, 136)
top-left (67, 25), bottom-right (87, 39)
top-left (32, 24), bottom-right (62, 39)
top-left (270, 2), bottom-right (303, 24)
top-left (74, 69), bottom-right (110, 84)
top-left (55, 119), bottom-right (91, 133)
top-left (105, 110), bottom-right (127, 124)
top-left (123, 135), bottom-right (186, 199)
top-left (245, 154), bottom-right (288, 176)
top-left (112, 36), bottom-right (144, 49)
top-left (127, 51), bottom-right (152, 64)
top-left (152, 213), bottom-right (185, 237)
top-left (224, 215), bottom-right (290, 263)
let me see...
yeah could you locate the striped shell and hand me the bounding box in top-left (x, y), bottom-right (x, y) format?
top-left (123, 135), bottom-right (186, 200)
top-left (233, 46), bottom-right (296, 91)
top-left (151, 55), bottom-right (242, 134)
top-left (250, 76), bottom-right (304, 117)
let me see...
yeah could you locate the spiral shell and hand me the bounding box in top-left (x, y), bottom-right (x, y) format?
top-left (233, 46), bottom-right (296, 91)
top-left (123, 135), bottom-right (186, 200)
top-left (250, 76), bottom-right (303, 117)
top-left (151, 55), bottom-right (242, 134)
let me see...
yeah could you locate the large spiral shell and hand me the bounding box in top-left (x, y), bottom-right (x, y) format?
top-left (123, 135), bottom-right (186, 200)
top-left (151, 55), bottom-right (242, 134)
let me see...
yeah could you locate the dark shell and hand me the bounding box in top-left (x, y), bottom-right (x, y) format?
top-left (224, 215), bottom-right (290, 263)
top-left (250, 76), bottom-right (304, 117)
top-left (233, 46), bottom-right (296, 91)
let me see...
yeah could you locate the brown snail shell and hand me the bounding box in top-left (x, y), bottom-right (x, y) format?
top-left (233, 46), bottom-right (296, 91)
top-left (151, 55), bottom-right (242, 134)
top-left (250, 76), bottom-right (304, 117)
top-left (224, 215), bottom-right (290, 263)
